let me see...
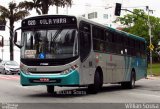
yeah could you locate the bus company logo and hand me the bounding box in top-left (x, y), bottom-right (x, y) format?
top-left (27, 68), bottom-right (37, 72)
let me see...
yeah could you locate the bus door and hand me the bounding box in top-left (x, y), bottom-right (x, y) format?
top-left (79, 22), bottom-right (93, 85)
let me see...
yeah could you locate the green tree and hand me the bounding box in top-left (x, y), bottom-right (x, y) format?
top-left (0, 2), bottom-right (29, 60)
top-left (115, 9), bottom-right (160, 48)
top-left (19, 0), bottom-right (72, 15)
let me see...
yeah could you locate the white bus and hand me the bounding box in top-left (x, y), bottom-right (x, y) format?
top-left (14, 15), bottom-right (147, 94)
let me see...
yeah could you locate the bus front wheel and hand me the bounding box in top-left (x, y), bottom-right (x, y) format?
top-left (88, 71), bottom-right (102, 94)
top-left (47, 85), bottom-right (55, 94)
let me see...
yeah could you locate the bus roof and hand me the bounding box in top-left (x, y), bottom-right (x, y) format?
top-left (108, 27), bottom-right (146, 42)
top-left (76, 16), bottom-right (146, 42)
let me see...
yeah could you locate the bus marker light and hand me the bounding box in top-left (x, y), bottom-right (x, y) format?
top-left (96, 54), bottom-right (99, 63)
top-left (61, 65), bottom-right (78, 75)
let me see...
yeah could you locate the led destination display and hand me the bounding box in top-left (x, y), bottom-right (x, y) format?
top-left (22, 15), bottom-right (77, 27)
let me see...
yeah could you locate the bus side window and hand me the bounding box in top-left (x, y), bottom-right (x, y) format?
top-left (105, 31), bottom-right (110, 42)
top-left (135, 40), bottom-right (140, 57)
top-left (125, 37), bottom-right (129, 55)
top-left (109, 31), bottom-right (114, 53)
top-left (141, 42), bottom-right (146, 58)
top-left (130, 39), bottom-right (134, 56)
top-left (113, 32), bottom-right (119, 54)
top-left (120, 35), bottom-right (125, 54)
top-left (138, 41), bottom-right (141, 57)
top-left (133, 39), bottom-right (136, 56)
top-left (92, 25), bottom-right (105, 52)
top-left (141, 41), bottom-right (145, 57)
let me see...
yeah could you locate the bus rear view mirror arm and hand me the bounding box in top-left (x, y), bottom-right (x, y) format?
top-left (14, 43), bottom-right (23, 49)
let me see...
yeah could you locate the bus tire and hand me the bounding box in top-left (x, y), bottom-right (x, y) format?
top-left (88, 71), bottom-right (101, 94)
top-left (121, 71), bottom-right (135, 89)
top-left (47, 85), bottom-right (55, 94)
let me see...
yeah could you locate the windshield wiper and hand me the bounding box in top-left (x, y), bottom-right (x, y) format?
top-left (52, 29), bottom-right (63, 41)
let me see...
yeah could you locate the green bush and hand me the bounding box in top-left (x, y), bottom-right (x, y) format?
top-left (152, 52), bottom-right (159, 63)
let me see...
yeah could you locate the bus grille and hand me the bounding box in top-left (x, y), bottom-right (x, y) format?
top-left (30, 71), bottom-right (61, 74)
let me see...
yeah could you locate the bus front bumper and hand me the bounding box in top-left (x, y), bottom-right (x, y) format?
top-left (20, 70), bottom-right (79, 86)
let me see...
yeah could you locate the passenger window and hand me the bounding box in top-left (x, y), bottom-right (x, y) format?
top-left (92, 26), bottom-right (104, 40)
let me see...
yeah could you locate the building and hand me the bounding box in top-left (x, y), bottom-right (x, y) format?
top-left (0, 40), bottom-right (20, 64)
top-left (80, 0), bottom-right (123, 28)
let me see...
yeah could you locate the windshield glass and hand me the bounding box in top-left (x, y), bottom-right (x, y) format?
top-left (21, 29), bottom-right (78, 59)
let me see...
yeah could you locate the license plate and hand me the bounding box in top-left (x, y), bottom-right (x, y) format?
top-left (39, 78), bottom-right (49, 82)
top-left (31, 78), bottom-right (60, 83)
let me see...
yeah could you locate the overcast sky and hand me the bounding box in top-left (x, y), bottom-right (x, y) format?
top-left (1, 0), bottom-right (160, 16)
top-left (0, 0), bottom-right (160, 39)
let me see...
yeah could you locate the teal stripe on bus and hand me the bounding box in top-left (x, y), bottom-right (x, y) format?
top-left (20, 70), bottom-right (80, 86)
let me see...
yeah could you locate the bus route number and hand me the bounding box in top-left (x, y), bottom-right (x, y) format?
top-left (28, 20), bottom-right (36, 26)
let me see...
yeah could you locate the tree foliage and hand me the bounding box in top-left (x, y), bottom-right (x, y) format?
top-left (0, 2), bottom-right (30, 60)
top-left (115, 9), bottom-right (160, 48)
top-left (19, 0), bottom-right (72, 15)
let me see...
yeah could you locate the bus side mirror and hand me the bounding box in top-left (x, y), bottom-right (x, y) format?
top-left (14, 32), bottom-right (17, 43)
top-left (0, 37), bottom-right (4, 47)
top-left (14, 31), bottom-right (22, 48)
top-left (2, 37), bottom-right (4, 47)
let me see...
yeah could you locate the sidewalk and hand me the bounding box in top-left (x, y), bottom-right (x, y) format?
top-left (146, 75), bottom-right (160, 80)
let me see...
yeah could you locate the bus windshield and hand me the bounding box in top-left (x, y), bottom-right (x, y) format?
top-left (21, 29), bottom-right (78, 59)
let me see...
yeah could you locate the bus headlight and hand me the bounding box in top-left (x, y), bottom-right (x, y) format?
top-left (61, 65), bottom-right (78, 75)
top-left (21, 68), bottom-right (30, 75)
top-left (21, 69), bottom-right (31, 75)
top-left (20, 63), bottom-right (31, 75)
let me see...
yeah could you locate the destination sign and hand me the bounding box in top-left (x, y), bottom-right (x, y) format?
top-left (22, 16), bottom-right (77, 27)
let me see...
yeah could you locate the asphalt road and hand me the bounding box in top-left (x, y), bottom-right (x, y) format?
top-left (0, 74), bottom-right (160, 109)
